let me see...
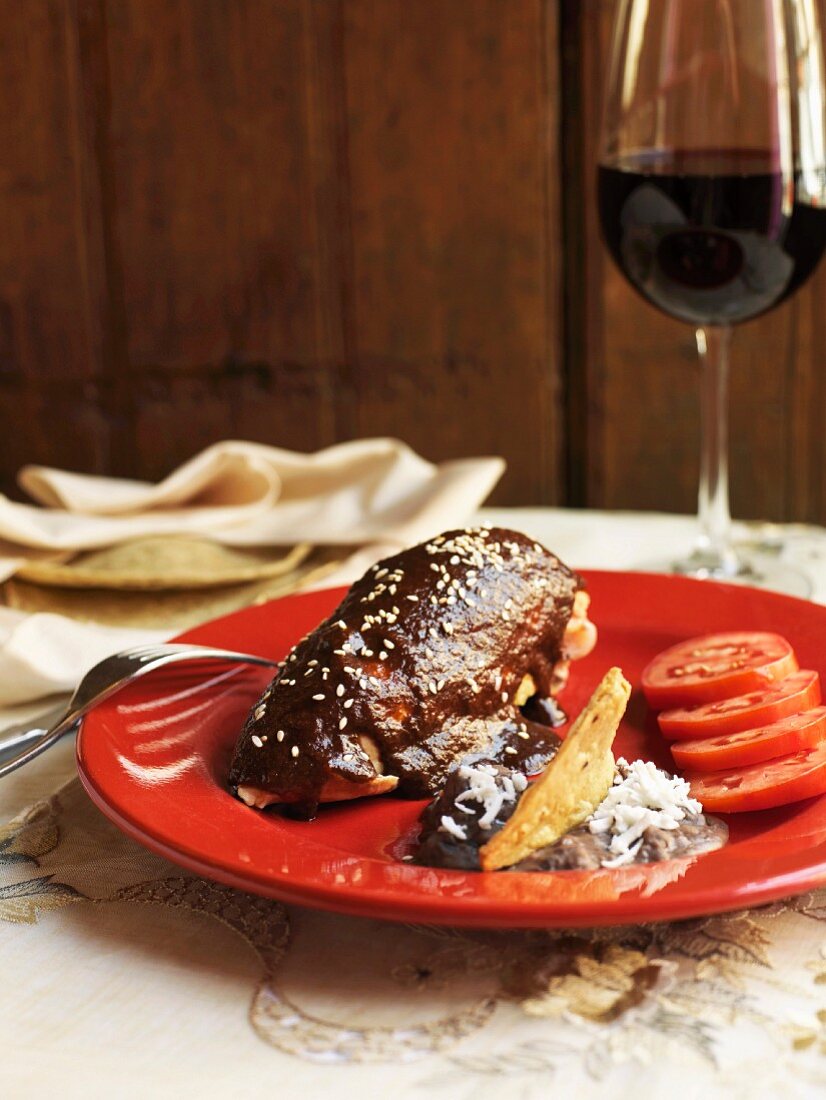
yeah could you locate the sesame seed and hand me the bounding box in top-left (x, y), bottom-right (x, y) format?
top-left (254, 705), bottom-right (266, 720)
top-left (363, 649), bottom-right (374, 657)
top-left (360, 678), bottom-right (368, 689)
top-left (501, 691), bottom-right (509, 703)
top-left (339, 717), bottom-right (348, 730)
top-left (343, 698), bottom-right (354, 709)
top-left (312, 693), bottom-right (325, 701)
top-left (375, 568), bottom-right (388, 579)
top-left (518, 730), bottom-right (530, 740)
top-left (343, 752), bottom-right (354, 761)
top-left (337, 620), bottom-right (347, 630)
top-left (425, 647), bottom-right (434, 659)
top-left (504, 746), bottom-right (518, 755)
top-left (502, 611), bottom-right (511, 621)
top-left (443, 622), bottom-right (453, 635)
top-left (379, 651), bottom-right (388, 660)
top-left (291, 745), bottom-right (300, 757)
top-left (277, 730), bottom-right (285, 741)
top-left (308, 659), bottom-right (318, 667)
top-left (437, 679), bottom-right (445, 691)
top-left (384, 639), bottom-right (395, 649)
top-left (251, 734), bottom-right (263, 748)
top-left (407, 594), bottom-right (419, 602)
top-left (430, 562), bottom-right (441, 573)
top-left (494, 674), bottom-right (503, 691)
top-left (336, 684), bottom-right (345, 697)
top-left (429, 681), bottom-right (438, 694)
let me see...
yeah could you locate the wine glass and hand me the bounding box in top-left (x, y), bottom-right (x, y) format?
top-left (598, 0), bottom-right (826, 596)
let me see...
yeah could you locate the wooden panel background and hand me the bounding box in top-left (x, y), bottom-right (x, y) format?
top-left (0, 0), bottom-right (824, 522)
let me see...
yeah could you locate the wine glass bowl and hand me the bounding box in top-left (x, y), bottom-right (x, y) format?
top-left (598, 0), bottom-right (826, 596)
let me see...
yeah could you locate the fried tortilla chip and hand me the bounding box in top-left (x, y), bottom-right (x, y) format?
top-left (479, 667), bottom-right (631, 871)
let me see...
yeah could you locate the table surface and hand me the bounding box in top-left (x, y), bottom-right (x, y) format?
top-left (2, 508), bottom-right (825, 1100)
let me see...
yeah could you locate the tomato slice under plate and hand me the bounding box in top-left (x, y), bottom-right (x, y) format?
top-left (641, 631), bottom-right (798, 709)
top-left (672, 706), bottom-right (826, 772)
top-left (686, 738), bottom-right (826, 812)
top-left (658, 669), bottom-right (821, 740)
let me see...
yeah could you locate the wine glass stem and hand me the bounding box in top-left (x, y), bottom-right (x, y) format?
top-left (694, 325), bottom-right (739, 574)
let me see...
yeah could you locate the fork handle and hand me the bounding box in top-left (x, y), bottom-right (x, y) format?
top-left (0, 715), bottom-right (80, 779)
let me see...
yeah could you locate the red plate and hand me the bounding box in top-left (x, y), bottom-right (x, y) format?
top-left (76, 571), bottom-right (826, 928)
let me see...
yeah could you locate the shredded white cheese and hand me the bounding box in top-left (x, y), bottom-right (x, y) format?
top-left (437, 763), bottom-right (527, 839)
top-left (439, 814), bottom-right (468, 841)
top-left (456, 763), bottom-right (527, 829)
top-left (589, 757), bottom-right (703, 868)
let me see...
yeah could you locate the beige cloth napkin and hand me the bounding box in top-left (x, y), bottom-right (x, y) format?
top-left (0, 439), bottom-right (503, 712)
top-left (1, 438), bottom-right (504, 578)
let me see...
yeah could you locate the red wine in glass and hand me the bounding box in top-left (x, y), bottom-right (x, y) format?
top-left (598, 148), bottom-right (826, 326)
top-left (598, 0), bottom-right (826, 596)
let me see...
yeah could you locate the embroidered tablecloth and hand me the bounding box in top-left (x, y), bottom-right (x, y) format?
top-left (2, 509), bottom-right (825, 1100)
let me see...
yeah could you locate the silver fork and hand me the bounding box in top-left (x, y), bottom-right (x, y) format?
top-left (0, 643), bottom-right (277, 779)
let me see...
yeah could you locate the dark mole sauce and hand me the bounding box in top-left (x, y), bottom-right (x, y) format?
top-left (229, 527), bottom-right (580, 818)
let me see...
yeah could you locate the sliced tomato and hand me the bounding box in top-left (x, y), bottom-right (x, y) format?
top-left (686, 738), bottom-right (826, 812)
top-left (641, 632), bottom-right (798, 709)
top-left (672, 707), bottom-right (826, 771)
top-left (658, 670), bottom-right (821, 740)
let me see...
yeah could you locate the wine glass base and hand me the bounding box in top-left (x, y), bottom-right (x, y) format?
top-left (640, 552), bottom-right (813, 599)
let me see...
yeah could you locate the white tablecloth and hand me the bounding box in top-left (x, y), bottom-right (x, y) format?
top-left (1, 509), bottom-right (825, 1100)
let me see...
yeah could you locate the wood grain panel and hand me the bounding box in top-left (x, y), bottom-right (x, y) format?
top-left (2, 0), bottom-right (823, 522)
top-left (340, 0), bottom-right (564, 505)
top-left (0, 0), bottom-right (113, 486)
top-left (99, 0), bottom-right (346, 478)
